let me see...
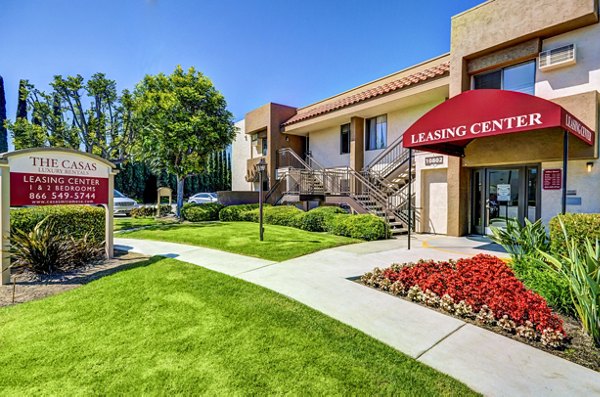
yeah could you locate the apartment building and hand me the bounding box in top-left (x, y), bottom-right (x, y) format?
top-left (232, 0), bottom-right (600, 237)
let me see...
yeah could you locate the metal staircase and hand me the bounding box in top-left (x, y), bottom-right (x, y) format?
top-left (269, 141), bottom-right (415, 236)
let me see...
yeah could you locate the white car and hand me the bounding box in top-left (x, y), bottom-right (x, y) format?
top-left (114, 190), bottom-right (138, 216)
top-left (188, 192), bottom-right (218, 204)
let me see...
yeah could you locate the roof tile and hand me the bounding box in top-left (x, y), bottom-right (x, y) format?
top-left (282, 61), bottom-right (449, 126)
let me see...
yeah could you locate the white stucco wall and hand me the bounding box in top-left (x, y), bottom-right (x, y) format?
top-left (536, 22), bottom-right (600, 99)
top-left (231, 119), bottom-right (252, 191)
top-left (364, 100), bottom-right (445, 167)
top-left (308, 125), bottom-right (350, 168)
top-left (540, 159), bottom-right (600, 224)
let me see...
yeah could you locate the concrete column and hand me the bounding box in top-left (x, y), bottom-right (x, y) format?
top-left (0, 164), bottom-right (10, 285)
top-left (446, 156), bottom-right (470, 236)
top-left (105, 172), bottom-right (115, 258)
top-left (350, 117), bottom-right (364, 171)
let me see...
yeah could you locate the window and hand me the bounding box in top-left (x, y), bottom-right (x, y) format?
top-left (473, 60), bottom-right (535, 95)
top-left (340, 124), bottom-right (350, 154)
top-left (261, 138), bottom-right (268, 156)
top-left (366, 115), bottom-right (387, 151)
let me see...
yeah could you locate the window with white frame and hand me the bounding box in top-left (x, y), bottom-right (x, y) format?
top-left (365, 115), bottom-right (387, 151)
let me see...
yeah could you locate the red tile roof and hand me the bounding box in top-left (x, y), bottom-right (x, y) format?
top-left (282, 61), bottom-right (450, 127)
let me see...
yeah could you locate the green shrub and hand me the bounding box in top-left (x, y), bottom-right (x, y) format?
top-left (11, 205), bottom-right (105, 243)
top-left (264, 206), bottom-right (305, 228)
top-left (10, 217), bottom-right (104, 275)
top-left (550, 213), bottom-right (600, 256)
top-left (10, 218), bottom-right (68, 274)
top-left (510, 257), bottom-right (573, 315)
top-left (300, 206), bottom-right (347, 232)
top-left (181, 203), bottom-right (224, 222)
top-left (490, 218), bottom-right (549, 261)
top-left (327, 214), bottom-right (388, 241)
top-left (539, 220), bottom-right (600, 346)
top-left (218, 204), bottom-right (261, 222)
top-left (131, 205), bottom-right (171, 218)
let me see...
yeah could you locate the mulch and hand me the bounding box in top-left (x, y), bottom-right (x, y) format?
top-left (0, 250), bottom-right (149, 308)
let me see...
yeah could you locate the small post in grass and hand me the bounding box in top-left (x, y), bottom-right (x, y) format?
top-left (257, 158), bottom-right (267, 241)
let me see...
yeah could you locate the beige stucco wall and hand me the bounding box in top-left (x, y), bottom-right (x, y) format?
top-left (414, 152), bottom-right (449, 234)
top-left (363, 100), bottom-right (445, 167)
top-left (231, 119), bottom-right (252, 191)
top-left (308, 125), bottom-right (350, 168)
top-left (536, 23), bottom-right (600, 100)
top-left (541, 159), bottom-right (600, 224)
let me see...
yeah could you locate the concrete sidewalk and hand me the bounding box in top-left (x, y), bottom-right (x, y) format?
top-left (115, 235), bottom-right (600, 397)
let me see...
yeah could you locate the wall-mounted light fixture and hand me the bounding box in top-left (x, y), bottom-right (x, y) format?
top-left (587, 161), bottom-right (594, 173)
top-left (285, 136), bottom-right (289, 142)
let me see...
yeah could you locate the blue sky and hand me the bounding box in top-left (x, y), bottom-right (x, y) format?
top-left (1, 0), bottom-right (483, 122)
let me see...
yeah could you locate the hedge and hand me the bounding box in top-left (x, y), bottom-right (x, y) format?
top-left (300, 206), bottom-right (347, 232)
top-left (131, 205), bottom-right (171, 218)
top-left (181, 203), bottom-right (224, 222)
top-left (327, 214), bottom-right (389, 241)
top-left (217, 204), bottom-right (389, 241)
top-left (218, 204), bottom-right (262, 222)
top-left (11, 205), bottom-right (105, 242)
top-left (549, 213), bottom-right (600, 256)
top-left (510, 256), bottom-right (573, 315)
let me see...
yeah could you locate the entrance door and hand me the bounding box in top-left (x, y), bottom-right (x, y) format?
top-left (471, 166), bottom-right (540, 234)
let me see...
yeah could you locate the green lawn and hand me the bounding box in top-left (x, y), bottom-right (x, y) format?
top-left (114, 216), bottom-right (178, 231)
top-left (0, 258), bottom-right (476, 395)
top-left (120, 221), bottom-right (359, 261)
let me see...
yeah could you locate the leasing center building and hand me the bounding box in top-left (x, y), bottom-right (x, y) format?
top-left (231, 0), bottom-right (600, 237)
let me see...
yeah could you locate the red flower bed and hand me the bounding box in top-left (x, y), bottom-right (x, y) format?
top-left (362, 254), bottom-right (566, 347)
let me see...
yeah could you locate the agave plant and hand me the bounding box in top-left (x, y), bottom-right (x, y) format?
top-left (490, 218), bottom-right (550, 261)
top-left (538, 220), bottom-right (600, 346)
top-left (10, 217), bottom-right (69, 274)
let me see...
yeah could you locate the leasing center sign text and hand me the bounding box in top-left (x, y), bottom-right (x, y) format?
top-left (409, 113), bottom-right (544, 145)
top-left (9, 153), bottom-right (110, 206)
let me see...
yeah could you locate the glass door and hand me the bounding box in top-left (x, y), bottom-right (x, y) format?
top-left (486, 168), bottom-right (520, 233)
top-left (471, 166), bottom-right (540, 234)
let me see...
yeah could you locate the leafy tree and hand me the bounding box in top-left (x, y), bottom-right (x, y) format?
top-left (8, 118), bottom-right (47, 149)
top-left (49, 73), bottom-right (135, 159)
top-left (131, 66), bottom-right (235, 216)
top-left (0, 76), bottom-right (7, 152)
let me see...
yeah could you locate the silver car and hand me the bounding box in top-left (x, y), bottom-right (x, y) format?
top-left (114, 190), bottom-right (138, 216)
top-left (188, 192), bottom-right (218, 204)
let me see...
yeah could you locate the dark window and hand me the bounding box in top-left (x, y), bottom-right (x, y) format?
top-left (340, 124), bottom-right (350, 154)
top-left (473, 70), bottom-right (501, 89)
top-left (261, 138), bottom-right (268, 156)
top-left (473, 60), bottom-right (535, 95)
top-left (365, 115), bottom-right (387, 151)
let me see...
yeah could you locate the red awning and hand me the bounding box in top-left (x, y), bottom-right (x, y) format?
top-left (402, 89), bottom-right (595, 156)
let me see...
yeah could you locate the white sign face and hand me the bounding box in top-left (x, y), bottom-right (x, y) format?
top-left (497, 184), bottom-right (511, 202)
top-left (8, 152), bottom-right (111, 178)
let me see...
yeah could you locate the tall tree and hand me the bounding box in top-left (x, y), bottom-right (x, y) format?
top-left (131, 66), bottom-right (236, 217)
top-left (16, 80), bottom-right (27, 119)
top-left (0, 76), bottom-right (7, 152)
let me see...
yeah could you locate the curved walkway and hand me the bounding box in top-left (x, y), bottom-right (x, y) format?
top-left (115, 235), bottom-right (600, 397)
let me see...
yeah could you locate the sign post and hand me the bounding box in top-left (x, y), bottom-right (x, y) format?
top-left (0, 148), bottom-right (117, 285)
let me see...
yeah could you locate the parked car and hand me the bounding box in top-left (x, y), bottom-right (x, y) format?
top-left (114, 190), bottom-right (137, 216)
top-left (188, 192), bottom-right (218, 204)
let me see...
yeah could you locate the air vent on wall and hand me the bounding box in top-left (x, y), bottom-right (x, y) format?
top-left (539, 44), bottom-right (576, 71)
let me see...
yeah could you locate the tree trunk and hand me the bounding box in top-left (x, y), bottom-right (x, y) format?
top-left (176, 175), bottom-right (185, 218)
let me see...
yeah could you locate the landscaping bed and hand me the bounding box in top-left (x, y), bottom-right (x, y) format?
top-left (0, 250), bottom-right (148, 307)
top-left (360, 254), bottom-right (600, 372)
